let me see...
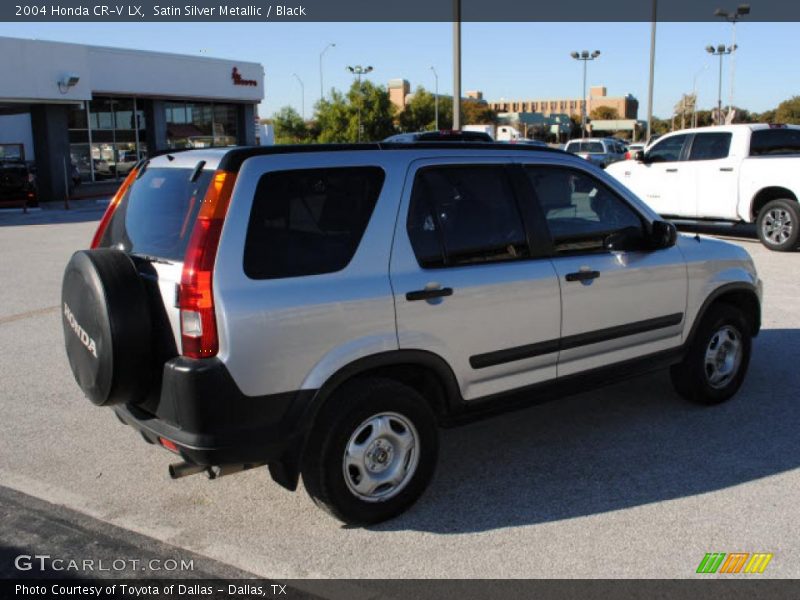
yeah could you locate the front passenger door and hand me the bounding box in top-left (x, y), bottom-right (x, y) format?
top-left (521, 165), bottom-right (688, 377)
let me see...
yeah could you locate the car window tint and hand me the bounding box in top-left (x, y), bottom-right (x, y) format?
top-left (524, 166), bottom-right (643, 254)
top-left (407, 166), bottom-right (529, 268)
top-left (689, 133), bottom-right (732, 160)
top-left (243, 167), bottom-right (384, 279)
top-left (749, 128), bottom-right (800, 156)
top-left (646, 134), bottom-right (687, 163)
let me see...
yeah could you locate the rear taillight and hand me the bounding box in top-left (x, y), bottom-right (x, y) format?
top-left (625, 151), bottom-right (631, 160)
top-left (90, 167), bottom-right (138, 249)
top-left (179, 170), bottom-right (236, 359)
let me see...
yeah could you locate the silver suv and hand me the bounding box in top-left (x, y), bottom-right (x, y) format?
top-left (61, 143), bottom-right (762, 525)
top-left (565, 138), bottom-right (626, 168)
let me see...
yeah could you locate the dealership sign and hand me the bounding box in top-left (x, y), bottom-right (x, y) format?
top-left (231, 67), bottom-right (257, 87)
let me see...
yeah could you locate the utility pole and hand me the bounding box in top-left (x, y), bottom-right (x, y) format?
top-left (453, 0), bottom-right (461, 130)
top-left (430, 66), bottom-right (439, 130)
top-left (346, 65), bottom-right (373, 142)
top-left (646, 0), bottom-right (657, 143)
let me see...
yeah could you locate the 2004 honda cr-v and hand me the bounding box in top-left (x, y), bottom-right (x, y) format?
top-left (61, 143), bottom-right (762, 524)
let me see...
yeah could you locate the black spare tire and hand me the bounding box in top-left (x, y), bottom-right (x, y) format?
top-left (61, 249), bottom-right (152, 406)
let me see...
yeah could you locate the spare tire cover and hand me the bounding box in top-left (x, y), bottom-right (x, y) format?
top-left (61, 249), bottom-right (152, 406)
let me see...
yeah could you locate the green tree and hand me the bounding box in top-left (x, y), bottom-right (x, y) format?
top-left (461, 100), bottom-right (497, 125)
top-left (590, 106), bottom-right (620, 120)
top-left (397, 86), bottom-right (437, 132)
top-left (271, 106), bottom-right (309, 144)
top-left (315, 80), bottom-right (396, 142)
top-left (775, 96), bottom-right (800, 124)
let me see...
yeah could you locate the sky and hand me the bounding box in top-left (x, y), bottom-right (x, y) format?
top-left (0, 21), bottom-right (796, 120)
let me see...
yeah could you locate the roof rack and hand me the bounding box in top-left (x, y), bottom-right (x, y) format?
top-left (217, 142), bottom-right (566, 171)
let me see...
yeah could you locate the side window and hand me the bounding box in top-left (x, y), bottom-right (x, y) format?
top-left (689, 133), bottom-right (732, 161)
top-left (646, 134), bottom-right (688, 163)
top-left (524, 166), bottom-right (643, 254)
top-left (407, 166), bottom-right (529, 268)
top-left (243, 167), bottom-right (384, 279)
top-left (750, 128), bottom-right (800, 156)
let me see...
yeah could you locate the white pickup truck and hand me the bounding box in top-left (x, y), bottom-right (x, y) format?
top-left (606, 124), bottom-right (800, 251)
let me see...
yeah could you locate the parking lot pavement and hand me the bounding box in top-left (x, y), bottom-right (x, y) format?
top-left (0, 209), bottom-right (798, 579)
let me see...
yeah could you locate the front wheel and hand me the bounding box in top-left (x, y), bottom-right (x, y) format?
top-left (757, 198), bottom-right (800, 251)
top-left (301, 378), bottom-right (438, 525)
top-left (670, 304), bottom-right (752, 405)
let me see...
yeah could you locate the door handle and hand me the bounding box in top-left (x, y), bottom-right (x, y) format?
top-left (406, 287), bottom-right (453, 301)
top-left (666, 168), bottom-right (679, 173)
top-left (565, 270), bottom-right (600, 282)
top-left (719, 167), bottom-right (734, 172)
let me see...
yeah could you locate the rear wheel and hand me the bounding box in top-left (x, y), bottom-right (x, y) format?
top-left (670, 303), bottom-right (752, 405)
top-left (756, 198), bottom-right (800, 251)
top-left (301, 378), bottom-right (438, 525)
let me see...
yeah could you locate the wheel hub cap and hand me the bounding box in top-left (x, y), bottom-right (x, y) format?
top-left (704, 325), bottom-right (743, 389)
top-left (343, 412), bottom-right (420, 503)
top-left (763, 208), bottom-right (793, 245)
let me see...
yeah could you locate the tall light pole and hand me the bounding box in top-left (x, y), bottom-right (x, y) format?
top-left (319, 42), bottom-right (335, 104)
top-left (292, 73), bottom-right (305, 121)
top-left (647, 0), bottom-right (657, 142)
top-left (691, 64), bottom-right (709, 128)
top-left (570, 49), bottom-right (601, 138)
top-left (706, 44), bottom-right (735, 125)
top-left (453, 0), bottom-right (461, 130)
top-left (346, 65), bottom-right (373, 142)
top-left (715, 4), bottom-right (750, 119)
top-left (430, 66), bottom-right (439, 130)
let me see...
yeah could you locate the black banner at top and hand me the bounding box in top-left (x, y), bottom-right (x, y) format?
top-left (2, 0), bottom-right (800, 22)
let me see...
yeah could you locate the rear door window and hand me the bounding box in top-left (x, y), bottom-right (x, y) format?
top-left (689, 132), bottom-right (732, 160)
top-left (100, 166), bottom-right (212, 261)
top-left (243, 167), bottom-right (384, 279)
top-left (750, 128), bottom-right (800, 156)
top-left (407, 165), bottom-right (529, 268)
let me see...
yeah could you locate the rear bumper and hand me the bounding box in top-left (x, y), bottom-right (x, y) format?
top-left (114, 356), bottom-right (316, 479)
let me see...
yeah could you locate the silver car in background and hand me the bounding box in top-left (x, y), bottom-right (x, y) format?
top-left (565, 138), bottom-right (626, 168)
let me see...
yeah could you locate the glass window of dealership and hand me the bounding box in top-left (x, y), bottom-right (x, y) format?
top-left (68, 97), bottom-right (241, 183)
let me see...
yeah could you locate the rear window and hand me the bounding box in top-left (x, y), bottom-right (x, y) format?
top-left (243, 167), bottom-right (384, 280)
top-left (750, 128), bottom-right (800, 156)
top-left (100, 167), bottom-right (212, 261)
top-left (689, 132), bottom-right (732, 161)
top-left (566, 142), bottom-right (604, 154)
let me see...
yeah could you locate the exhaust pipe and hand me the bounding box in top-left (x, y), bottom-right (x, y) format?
top-left (206, 463), bottom-right (266, 480)
top-left (168, 461), bottom-right (208, 479)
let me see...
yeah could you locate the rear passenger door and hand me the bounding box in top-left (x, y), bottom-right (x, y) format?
top-left (390, 158), bottom-right (561, 402)
top-left (519, 163), bottom-right (687, 377)
top-left (686, 132), bottom-right (737, 220)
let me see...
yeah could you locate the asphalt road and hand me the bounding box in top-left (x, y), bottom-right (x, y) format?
top-left (0, 205), bottom-right (798, 579)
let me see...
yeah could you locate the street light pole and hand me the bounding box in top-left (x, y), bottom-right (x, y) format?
top-left (706, 44), bottom-right (735, 125)
top-left (292, 73), bottom-right (305, 121)
top-left (453, 0), bottom-right (461, 130)
top-left (691, 64), bottom-right (708, 128)
top-left (319, 42), bottom-right (335, 104)
top-left (714, 4), bottom-right (750, 119)
top-left (430, 66), bottom-right (439, 130)
top-left (346, 65), bottom-right (373, 142)
top-left (570, 49), bottom-right (601, 138)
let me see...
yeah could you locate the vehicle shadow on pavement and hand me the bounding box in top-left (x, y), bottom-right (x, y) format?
top-left (375, 328), bottom-right (799, 533)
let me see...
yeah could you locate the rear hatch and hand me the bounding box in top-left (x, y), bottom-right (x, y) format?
top-left (95, 162), bottom-right (215, 372)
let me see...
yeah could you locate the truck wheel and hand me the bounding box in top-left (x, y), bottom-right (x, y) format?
top-left (670, 303), bottom-right (752, 405)
top-left (301, 378), bottom-right (438, 525)
top-left (757, 198), bottom-right (800, 251)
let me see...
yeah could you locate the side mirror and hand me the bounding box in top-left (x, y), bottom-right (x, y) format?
top-left (634, 150), bottom-right (648, 163)
top-left (604, 226), bottom-right (646, 252)
top-left (650, 220), bottom-right (677, 249)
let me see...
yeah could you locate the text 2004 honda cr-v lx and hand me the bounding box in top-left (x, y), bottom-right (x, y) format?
top-left (61, 143), bottom-right (762, 524)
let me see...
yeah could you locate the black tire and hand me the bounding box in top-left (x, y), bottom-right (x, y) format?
top-left (61, 249), bottom-right (152, 407)
top-left (301, 378), bottom-right (438, 525)
top-left (756, 198), bottom-right (800, 252)
top-left (670, 303), bottom-right (752, 405)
